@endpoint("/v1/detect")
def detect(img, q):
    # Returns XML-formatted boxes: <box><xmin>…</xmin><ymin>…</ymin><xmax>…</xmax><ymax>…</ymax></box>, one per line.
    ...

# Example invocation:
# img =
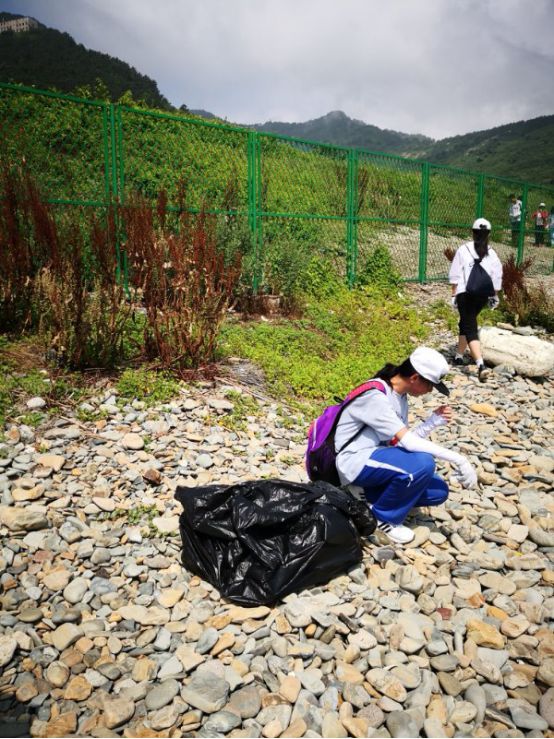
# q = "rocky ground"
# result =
<box><xmin>0</xmin><ymin>313</ymin><xmax>553</xmax><ymax>738</ymax></box>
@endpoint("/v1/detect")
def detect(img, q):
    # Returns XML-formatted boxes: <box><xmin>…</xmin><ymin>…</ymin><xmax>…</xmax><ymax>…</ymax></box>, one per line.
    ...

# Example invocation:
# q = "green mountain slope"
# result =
<box><xmin>252</xmin><ymin>110</ymin><xmax>432</xmax><ymax>154</ymax></box>
<box><xmin>420</xmin><ymin>116</ymin><xmax>554</xmax><ymax>185</ymax></box>
<box><xmin>0</xmin><ymin>12</ymin><xmax>171</xmax><ymax>108</ymax></box>
<box><xmin>253</xmin><ymin>110</ymin><xmax>554</xmax><ymax>185</ymax></box>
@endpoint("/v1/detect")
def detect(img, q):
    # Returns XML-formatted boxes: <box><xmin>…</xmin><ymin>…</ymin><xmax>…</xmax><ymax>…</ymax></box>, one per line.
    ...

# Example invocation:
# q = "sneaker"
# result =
<box><xmin>453</xmin><ymin>356</ymin><xmax>465</xmax><ymax>366</ymax></box>
<box><xmin>478</xmin><ymin>365</ymin><xmax>491</xmax><ymax>381</ymax></box>
<box><xmin>375</xmin><ymin>520</ymin><xmax>415</xmax><ymax>544</ymax></box>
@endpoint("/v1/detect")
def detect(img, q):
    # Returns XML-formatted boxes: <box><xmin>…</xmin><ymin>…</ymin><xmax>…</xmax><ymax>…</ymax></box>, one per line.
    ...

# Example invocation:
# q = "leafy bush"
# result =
<box><xmin>356</xmin><ymin>244</ymin><xmax>401</xmax><ymax>290</ymax></box>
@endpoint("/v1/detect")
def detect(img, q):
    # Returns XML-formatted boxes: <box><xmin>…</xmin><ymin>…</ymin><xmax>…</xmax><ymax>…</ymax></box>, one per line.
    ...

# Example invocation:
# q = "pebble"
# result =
<box><xmin>0</xmin><ymin>348</ymin><xmax>552</xmax><ymax>737</ymax></box>
<box><xmin>181</xmin><ymin>673</ymin><xmax>230</xmax><ymax>714</ymax></box>
<box><xmin>145</xmin><ymin>679</ymin><xmax>180</xmax><ymax>710</ymax></box>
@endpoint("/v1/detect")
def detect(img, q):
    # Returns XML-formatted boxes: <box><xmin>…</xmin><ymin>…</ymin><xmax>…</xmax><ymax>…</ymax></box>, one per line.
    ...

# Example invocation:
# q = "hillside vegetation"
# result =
<box><xmin>253</xmin><ymin>111</ymin><xmax>554</xmax><ymax>185</ymax></box>
<box><xmin>420</xmin><ymin>116</ymin><xmax>554</xmax><ymax>186</ymax></box>
<box><xmin>0</xmin><ymin>12</ymin><xmax>171</xmax><ymax>109</ymax></box>
<box><xmin>1</xmin><ymin>11</ymin><xmax>553</xmax><ymax>183</ymax></box>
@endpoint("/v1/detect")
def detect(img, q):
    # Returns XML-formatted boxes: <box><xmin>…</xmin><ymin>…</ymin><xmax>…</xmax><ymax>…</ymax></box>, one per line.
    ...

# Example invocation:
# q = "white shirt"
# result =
<box><xmin>449</xmin><ymin>242</ymin><xmax>503</xmax><ymax>295</ymax></box>
<box><xmin>509</xmin><ymin>200</ymin><xmax>522</xmax><ymax>221</ymax></box>
<box><xmin>335</xmin><ymin>380</ymin><xmax>408</xmax><ymax>484</ymax></box>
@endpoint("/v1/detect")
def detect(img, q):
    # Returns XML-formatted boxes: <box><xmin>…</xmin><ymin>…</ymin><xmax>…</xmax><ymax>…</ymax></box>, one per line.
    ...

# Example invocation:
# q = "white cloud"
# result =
<box><xmin>3</xmin><ymin>0</ymin><xmax>554</xmax><ymax>137</ymax></box>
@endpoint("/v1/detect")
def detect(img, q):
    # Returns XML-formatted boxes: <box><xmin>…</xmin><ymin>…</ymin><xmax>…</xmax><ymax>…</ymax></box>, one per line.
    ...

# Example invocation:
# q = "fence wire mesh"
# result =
<box><xmin>1</xmin><ymin>82</ymin><xmax>553</xmax><ymax>291</ymax></box>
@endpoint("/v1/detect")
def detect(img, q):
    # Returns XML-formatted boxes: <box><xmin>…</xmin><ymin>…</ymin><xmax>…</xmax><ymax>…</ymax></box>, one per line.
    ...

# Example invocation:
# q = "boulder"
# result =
<box><xmin>480</xmin><ymin>326</ymin><xmax>554</xmax><ymax>377</ymax></box>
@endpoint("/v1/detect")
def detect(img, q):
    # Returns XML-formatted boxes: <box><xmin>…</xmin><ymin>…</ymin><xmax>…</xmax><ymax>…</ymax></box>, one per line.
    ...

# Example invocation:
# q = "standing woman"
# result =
<box><xmin>335</xmin><ymin>347</ymin><xmax>477</xmax><ymax>544</ymax></box>
<box><xmin>449</xmin><ymin>218</ymin><xmax>503</xmax><ymax>381</ymax></box>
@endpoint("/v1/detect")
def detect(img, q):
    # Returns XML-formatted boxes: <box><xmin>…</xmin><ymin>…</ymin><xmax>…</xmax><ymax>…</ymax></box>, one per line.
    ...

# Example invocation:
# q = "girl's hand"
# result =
<box><xmin>435</xmin><ymin>405</ymin><xmax>453</xmax><ymax>423</ymax></box>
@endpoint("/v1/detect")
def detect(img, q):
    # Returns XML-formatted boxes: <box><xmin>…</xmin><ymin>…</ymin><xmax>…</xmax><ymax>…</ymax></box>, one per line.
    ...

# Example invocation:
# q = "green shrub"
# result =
<box><xmin>356</xmin><ymin>244</ymin><xmax>401</xmax><ymax>290</ymax></box>
<box><xmin>116</xmin><ymin>367</ymin><xmax>181</xmax><ymax>406</ymax></box>
<box><xmin>220</xmin><ymin>285</ymin><xmax>427</xmax><ymax>413</ymax></box>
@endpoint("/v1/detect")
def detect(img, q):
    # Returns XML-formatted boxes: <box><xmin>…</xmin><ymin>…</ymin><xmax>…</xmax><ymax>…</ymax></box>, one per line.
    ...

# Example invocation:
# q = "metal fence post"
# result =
<box><xmin>107</xmin><ymin>103</ymin><xmax>122</xmax><ymax>285</ymax></box>
<box><xmin>346</xmin><ymin>150</ymin><xmax>358</xmax><ymax>287</ymax></box>
<box><xmin>476</xmin><ymin>173</ymin><xmax>485</xmax><ymax>219</ymax></box>
<box><xmin>418</xmin><ymin>162</ymin><xmax>429</xmax><ymax>283</ymax></box>
<box><xmin>247</xmin><ymin>131</ymin><xmax>261</xmax><ymax>292</ymax></box>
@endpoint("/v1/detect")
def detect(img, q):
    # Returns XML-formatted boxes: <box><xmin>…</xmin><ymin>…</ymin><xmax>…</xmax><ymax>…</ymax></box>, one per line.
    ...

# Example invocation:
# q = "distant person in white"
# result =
<box><xmin>508</xmin><ymin>193</ymin><xmax>522</xmax><ymax>247</ymax></box>
<box><xmin>335</xmin><ymin>347</ymin><xmax>477</xmax><ymax>545</ymax></box>
<box><xmin>449</xmin><ymin>218</ymin><xmax>503</xmax><ymax>380</ymax></box>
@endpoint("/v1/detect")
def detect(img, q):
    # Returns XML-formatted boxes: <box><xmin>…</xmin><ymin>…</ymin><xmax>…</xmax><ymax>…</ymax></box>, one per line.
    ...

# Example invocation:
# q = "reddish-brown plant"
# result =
<box><xmin>501</xmin><ymin>253</ymin><xmax>533</xmax><ymax>303</ymax></box>
<box><xmin>443</xmin><ymin>246</ymin><xmax>456</xmax><ymax>263</ymax></box>
<box><xmin>34</xmin><ymin>205</ymin><xmax>132</xmax><ymax>369</ymax></box>
<box><xmin>124</xmin><ymin>189</ymin><xmax>242</xmax><ymax>370</ymax></box>
<box><xmin>0</xmin><ymin>162</ymin><xmax>36</xmax><ymax>330</ymax></box>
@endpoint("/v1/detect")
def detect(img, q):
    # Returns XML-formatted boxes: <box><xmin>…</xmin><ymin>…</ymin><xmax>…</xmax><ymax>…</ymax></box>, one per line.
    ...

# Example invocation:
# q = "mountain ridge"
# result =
<box><xmin>249</xmin><ymin>110</ymin><xmax>554</xmax><ymax>184</ymax></box>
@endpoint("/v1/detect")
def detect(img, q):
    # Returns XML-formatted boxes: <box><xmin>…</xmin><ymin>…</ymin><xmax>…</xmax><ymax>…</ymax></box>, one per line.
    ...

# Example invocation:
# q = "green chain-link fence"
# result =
<box><xmin>2</xmin><ymin>81</ymin><xmax>554</xmax><ymax>288</ymax></box>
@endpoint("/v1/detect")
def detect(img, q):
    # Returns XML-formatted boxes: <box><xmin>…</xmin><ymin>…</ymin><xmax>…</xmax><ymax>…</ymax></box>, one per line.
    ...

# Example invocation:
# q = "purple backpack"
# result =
<box><xmin>306</xmin><ymin>380</ymin><xmax>386</xmax><ymax>487</ymax></box>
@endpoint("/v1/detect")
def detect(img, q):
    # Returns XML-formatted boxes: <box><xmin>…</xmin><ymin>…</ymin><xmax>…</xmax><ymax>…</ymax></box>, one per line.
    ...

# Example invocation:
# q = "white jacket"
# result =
<box><xmin>449</xmin><ymin>242</ymin><xmax>503</xmax><ymax>295</ymax></box>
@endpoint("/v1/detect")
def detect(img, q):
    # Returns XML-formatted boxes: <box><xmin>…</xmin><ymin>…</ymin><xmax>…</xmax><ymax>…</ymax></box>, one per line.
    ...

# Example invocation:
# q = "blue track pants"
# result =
<box><xmin>353</xmin><ymin>447</ymin><xmax>448</xmax><ymax>526</ymax></box>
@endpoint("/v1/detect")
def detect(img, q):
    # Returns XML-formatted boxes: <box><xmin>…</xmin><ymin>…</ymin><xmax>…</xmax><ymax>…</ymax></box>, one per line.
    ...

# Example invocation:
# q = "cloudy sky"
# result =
<box><xmin>2</xmin><ymin>0</ymin><xmax>554</xmax><ymax>139</ymax></box>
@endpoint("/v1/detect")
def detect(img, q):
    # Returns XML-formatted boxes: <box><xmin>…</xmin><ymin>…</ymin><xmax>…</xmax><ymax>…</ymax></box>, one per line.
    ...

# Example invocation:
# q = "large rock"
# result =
<box><xmin>480</xmin><ymin>326</ymin><xmax>554</xmax><ymax>377</ymax></box>
<box><xmin>0</xmin><ymin>506</ymin><xmax>49</xmax><ymax>531</ymax></box>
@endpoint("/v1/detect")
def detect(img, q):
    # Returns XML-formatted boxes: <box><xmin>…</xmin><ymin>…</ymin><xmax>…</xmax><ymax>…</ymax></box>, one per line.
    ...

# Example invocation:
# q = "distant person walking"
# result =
<box><xmin>508</xmin><ymin>193</ymin><xmax>522</xmax><ymax>247</ymax></box>
<box><xmin>532</xmin><ymin>203</ymin><xmax>548</xmax><ymax>246</ymax></box>
<box><xmin>449</xmin><ymin>218</ymin><xmax>503</xmax><ymax>381</ymax></box>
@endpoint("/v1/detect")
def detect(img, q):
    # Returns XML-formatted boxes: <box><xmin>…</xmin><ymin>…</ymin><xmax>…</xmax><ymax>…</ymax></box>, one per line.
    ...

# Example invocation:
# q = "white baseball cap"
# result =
<box><xmin>472</xmin><ymin>217</ymin><xmax>491</xmax><ymax>231</ymax></box>
<box><xmin>410</xmin><ymin>347</ymin><xmax>450</xmax><ymax>396</ymax></box>
<box><xmin>540</xmin><ymin>202</ymin><xmax>546</xmax><ymax>207</ymax></box>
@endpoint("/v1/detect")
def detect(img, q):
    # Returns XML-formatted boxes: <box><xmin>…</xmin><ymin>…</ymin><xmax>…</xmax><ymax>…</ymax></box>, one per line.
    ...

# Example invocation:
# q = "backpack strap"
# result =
<box><xmin>336</xmin><ymin>380</ymin><xmax>387</xmax><ymax>454</ymax></box>
<box><xmin>466</xmin><ymin>243</ymin><xmax>483</xmax><ymax>264</ymax></box>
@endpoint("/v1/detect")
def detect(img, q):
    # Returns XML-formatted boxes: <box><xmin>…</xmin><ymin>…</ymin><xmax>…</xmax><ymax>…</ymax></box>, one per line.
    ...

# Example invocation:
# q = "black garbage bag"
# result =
<box><xmin>175</xmin><ymin>478</ymin><xmax>375</xmax><ymax>606</ymax></box>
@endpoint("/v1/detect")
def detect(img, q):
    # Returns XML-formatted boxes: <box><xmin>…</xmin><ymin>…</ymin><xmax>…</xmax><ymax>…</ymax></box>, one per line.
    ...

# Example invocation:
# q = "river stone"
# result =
<box><xmin>509</xmin><ymin>702</ymin><xmax>549</xmax><ymax>731</ymax></box>
<box><xmin>539</xmin><ymin>687</ymin><xmax>554</xmax><ymax>729</ymax></box>
<box><xmin>18</xmin><ymin>607</ymin><xmax>43</xmax><ymax>623</ymax></box>
<box><xmin>464</xmin><ymin>683</ymin><xmax>486</xmax><ymax>725</ymax></box>
<box><xmin>102</xmin><ymin>697</ymin><xmax>135</xmax><ymax>729</ymax></box>
<box><xmin>43</xmin><ymin>568</ymin><xmax>72</xmax><ymax>591</ymax></box>
<box><xmin>466</xmin><ymin>619</ymin><xmax>505</xmax><ymax>649</ymax></box>
<box><xmin>181</xmin><ymin>673</ymin><xmax>230</xmax><ymax>713</ymax></box>
<box><xmin>51</xmin><ymin>623</ymin><xmax>83</xmax><ymax>650</ymax></box>
<box><xmin>64</xmin><ymin>675</ymin><xmax>93</xmax><ymax>701</ymax></box>
<box><xmin>366</xmin><ymin>668</ymin><xmax>407</xmax><ymax>702</ymax></box>
<box><xmin>227</xmin><ymin>684</ymin><xmax>262</xmax><ymax>719</ymax></box>
<box><xmin>147</xmin><ymin>704</ymin><xmax>180</xmax><ymax>731</ymax></box>
<box><xmin>537</xmin><ymin>658</ymin><xmax>554</xmax><ymax>687</ymax></box>
<box><xmin>121</xmin><ymin>433</ymin><xmax>144</xmax><ymax>450</ymax></box>
<box><xmin>46</xmin><ymin>661</ymin><xmax>70</xmax><ymax>687</ymax></box>
<box><xmin>117</xmin><ymin>604</ymin><xmax>169</xmax><ymax>625</ymax></box>
<box><xmin>386</xmin><ymin>711</ymin><xmax>418</xmax><ymax>737</ymax></box>
<box><xmin>36</xmin><ymin>453</ymin><xmax>65</xmax><ymax>471</ymax></box>
<box><xmin>27</xmin><ymin>396</ymin><xmax>46</xmax><ymax>409</ymax></box>
<box><xmin>322</xmin><ymin>712</ymin><xmax>348</xmax><ymax>738</ymax></box>
<box><xmin>204</xmin><ymin>710</ymin><xmax>242</xmax><ymax>734</ymax></box>
<box><xmin>145</xmin><ymin>679</ymin><xmax>180</xmax><ymax>710</ymax></box>
<box><xmin>63</xmin><ymin>577</ymin><xmax>89</xmax><ymax>604</ymax></box>
<box><xmin>0</xmin><ymin>635</ymin><xmax>17</xmax><ymax>667</ymax></box>
<box><xmin>0</xmin><ymin>505</ymin><xmax>49</xmax><ymax>531</ymax></box>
